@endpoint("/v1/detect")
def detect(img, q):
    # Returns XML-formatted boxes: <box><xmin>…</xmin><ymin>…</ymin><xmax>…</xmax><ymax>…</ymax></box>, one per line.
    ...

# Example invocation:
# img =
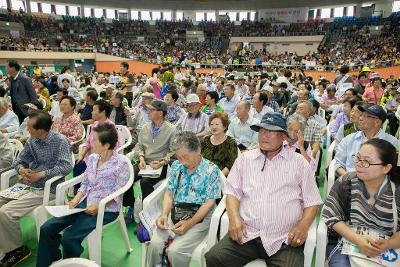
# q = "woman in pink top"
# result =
<box><xmin>52</xmin><ymin>96</ymin><xmax>84</xmax><ymax>153</ymax></box>
<box><xmin>363</xmin><ymin>74</ymin><xmax>384</xmax><ymax>104</ymax></box>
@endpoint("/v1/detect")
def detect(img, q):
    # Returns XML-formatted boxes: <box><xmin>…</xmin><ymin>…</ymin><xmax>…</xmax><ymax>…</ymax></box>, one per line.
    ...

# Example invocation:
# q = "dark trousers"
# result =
<box><xmin>205</xmin><ymin>234</ymin><xmax>304</xmax><ymax>267</ymax></box>
<box><xmin>122</xmin><ymin>164</ymin><xmax>168</xmax><ymax>208</ymax></box>
<box><xmin>36</xmin><ymin>199</ymin><xmax>118</xmax><ymax>267</ymax></box>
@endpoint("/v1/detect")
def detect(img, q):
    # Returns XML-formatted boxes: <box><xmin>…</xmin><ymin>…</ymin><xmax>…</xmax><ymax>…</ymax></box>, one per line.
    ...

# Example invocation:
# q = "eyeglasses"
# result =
<box><xmin>352</xmin><ymin>154</ymin><xmax>385</xmax><ymax>168</ymax></box>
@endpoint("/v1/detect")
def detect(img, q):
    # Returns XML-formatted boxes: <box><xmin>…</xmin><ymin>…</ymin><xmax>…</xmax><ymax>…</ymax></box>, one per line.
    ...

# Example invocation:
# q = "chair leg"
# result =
<box><xmin>32</xmin><ymin>206</ymin><xmax>48</xmax><ymax>240</ymax></box>
<box><xmin>118</xmin><ymin>214</ymin><xmax>133</xmax><ymax>253</ymax></box>
<box><xmin>141</xmin><ymin>242</ymin><xmax>149</xmax><ymax>267</ymax></box>
<box><xmin>87</xmin><ymin>230</ymin><xmax>102</xmax><ymax>265</ymax></box>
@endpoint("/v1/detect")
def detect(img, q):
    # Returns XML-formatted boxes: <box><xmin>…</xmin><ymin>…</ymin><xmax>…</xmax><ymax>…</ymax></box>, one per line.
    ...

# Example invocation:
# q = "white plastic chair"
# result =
<box><xmin>0</xmin><ymin>153</ymin><xmax>75</xmax><ymax>238</ymax></box>
<box><xmin>116</xmin><ymin>125</ymin><xmax>132</xmax><ymax>154</ymax></box>
<box><xmin>141</xmin><ymin>171</ymin><xmax>227</xmax><ymax>267</ymax></box>
<box><xmin>190</xmin><ymin>197</ymin><xmax>317</xmax><ymax>267</ymax></box>
<box><xmin>8</xmin><ymin>138</ymin><xmax>23</xmax><ymax>161</ymax></box>
<box><xmin>325</xmin><ymin>140</ymin><xmax>336</xmax><ymax>172</ymax></box>
<box><xmin>50</xmin><ymin>258</ymin><xmax>100</xmax><ymax>267</ymax></box>
<box><xmin>316</xmin><ymin>214</ymin><xmax>329</xmax><ymax>267</ymax></box>
<box><xmin>325</xmin><ymin>159</ymin><xmax>337</xmax><ymax>197</ymax></box>
<box><xmin>54</xmin><ymin>154</ymin><xmax>134</xmax><ymax>266</ymax></box>
<box><xmin>70</xmin><ymin>124</ymin><xmax>86</xmax><ymax>146</ymax></box>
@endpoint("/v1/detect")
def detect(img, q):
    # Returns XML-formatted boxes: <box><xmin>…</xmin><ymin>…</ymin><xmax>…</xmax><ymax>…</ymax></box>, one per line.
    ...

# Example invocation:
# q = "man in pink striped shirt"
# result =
<box><xmin>206</xmin><ymin>112</ymin><xmax>322</xmax><ymax>267</ymax></box>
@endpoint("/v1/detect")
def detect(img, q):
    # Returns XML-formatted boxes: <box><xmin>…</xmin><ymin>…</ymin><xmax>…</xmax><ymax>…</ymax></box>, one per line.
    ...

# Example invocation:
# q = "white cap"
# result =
<box><xmin>186</xmin><ymin>94</ymin><xmax>200</xmax><ymax>104</ymax></box>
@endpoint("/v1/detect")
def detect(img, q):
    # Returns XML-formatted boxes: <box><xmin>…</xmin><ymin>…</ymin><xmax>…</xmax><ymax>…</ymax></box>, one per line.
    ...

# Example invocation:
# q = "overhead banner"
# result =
<box><xmin>260</xmin><ymin>7</ymin><xmax>308</xmax><ymax>23</ymax></box>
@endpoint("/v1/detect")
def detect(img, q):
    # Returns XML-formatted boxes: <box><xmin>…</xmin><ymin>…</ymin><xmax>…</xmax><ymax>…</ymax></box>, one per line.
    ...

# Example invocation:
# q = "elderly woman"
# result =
<box><xmin>286</xmin><ymin>113</ymin><xmax>316</xmax><ymax>171</ymax></box>
<box><xmin>36</xmin><ymin>124</ymin><xmax>130</xmax><ymax>267</ymax></box>
<box><xmin>201</xmin><ymin>112</ymin><xmax>238</xmax><ymax>176</ymax></box>
<box><xmin>322</xmin><ymin>138</ymin><xmax>400</xmax><ymax>267</ymax></box>
<box><xmin>0</xmin><ymin>132</ymin><xmax>13</xmax><ymax>172</ymax></box>
<box><xmin>321</xmin><ymin>85</ymin><xmax>338</xmax><ymax>111</ymax></box>
<box><xmin>165</xmin><ymin>90</ymin><xmax>184</xmax><ymax>124</ymax></box>
<box><xmin>147</xmin><ymin>131</ymin><xmax>221</xmax><ymax>267</ymax></box>
<box><xmin>52</xmin><ymin>96</ymin><xmax>84</xmax><ymax>148</ymax></box>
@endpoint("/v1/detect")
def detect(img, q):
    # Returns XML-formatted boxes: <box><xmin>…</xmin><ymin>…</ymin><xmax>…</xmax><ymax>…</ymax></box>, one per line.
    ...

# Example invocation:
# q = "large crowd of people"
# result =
<box><xmin>0</xmin><ymin>56</ymin><xmax>399</xmax><ymax>267</ymax></box>
<box><xmin>0</xmin><ymin>10</ymin><xmax>399</xmax><ymax>70</ymax></box>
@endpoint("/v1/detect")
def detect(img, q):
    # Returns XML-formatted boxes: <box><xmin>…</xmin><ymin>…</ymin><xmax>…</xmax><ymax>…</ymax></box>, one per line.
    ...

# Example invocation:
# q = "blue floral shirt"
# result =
<box><xmin>166</xmin><ymin>157</ymin><xmax>221</xmax><ymax>205</ymax></box>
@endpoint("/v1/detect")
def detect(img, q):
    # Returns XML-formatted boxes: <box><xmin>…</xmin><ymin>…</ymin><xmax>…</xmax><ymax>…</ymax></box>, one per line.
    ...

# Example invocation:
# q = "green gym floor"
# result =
<box><xmin>17</xmin><ymin>150</ymin><xmax>328</xmax><ymax>267</ymax></box>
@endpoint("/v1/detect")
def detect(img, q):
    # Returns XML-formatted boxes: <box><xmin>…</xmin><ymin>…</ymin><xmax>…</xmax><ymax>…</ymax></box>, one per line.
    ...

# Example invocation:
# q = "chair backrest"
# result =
<box><xmin>50</xmin><ymin>258</ymin><xmax>100</xmax><ymax>267</ymax></box>
<box><xmin>70</xmin><ymin>124</ymin><xmax>86</xmax><ymax>145</ymax></box>
<box><xmin>116</xmin><ymin>125</ymin><xmax>132</xmax><ymax>154</ymax></box>
<box><xmin>8</xmin><ymin>139</ymin><xmax>23</xmax><ymax>160</ymax></box>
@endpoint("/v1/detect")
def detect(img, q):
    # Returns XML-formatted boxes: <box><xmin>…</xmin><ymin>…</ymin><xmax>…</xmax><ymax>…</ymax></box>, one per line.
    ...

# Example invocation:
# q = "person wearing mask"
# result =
<box><xmin>250</xmin><ymin>91</ymin><xmax>274</xmax><ymax>121</ymax></box>
<box><xmin>205</xmin><ymin>112</ymin><xmax>322</xmax><ymax>267</ymax></box>
<box><xmin>176</xmin><ymin>94</ymin><xmax>210</xmax><ymax>137</ymax></box>
<box><xmin>79</xmin><ymin>89</ymin><xmax>98</xmax><ymax>126</ymax></box>
<box><xmin>322</xmin><ymin>139</ymin><xmax>400</xmax><ymax>267</ymax></box>
<box><xmin>363</xmin><ymin>74</ymin><xmax>384</xmax><ymax>105</ymax></box>
<box><xmin>0</xmin><ymin>111</ymin><xmax>73</xmax><ymax>267</ymax></box>
<box><xmin>227</xmin><ymin>101</ymin><xmax>259</xmax><ymax>151</ymax></box>
<box><xmin>201</xmin><ymin>112</ymin><xmax>238</xmax><ymax>177</ymax></box>
<box><xmin>335</xmin><ymin>104</ymin><xmax>400</xmax><ymax>176</ymax></box>
<box><xmin>6</xmin><ymin>60</ymin><xmax>40</xmax><ymax>123</ymax></box>
<box><xmin>110</xmin><ymin>92</ymin><xmax>127</xmax><ymax>126</ymax></box>
<box><xmin>36</xmin><ymin>124</ymin><xmax>130</xmax><ymax>267</ymax></box>
<box><xmin>165</xmin><ymin>90</ymin><xmax>184</xmax><ymax>124</ymax></box>
<box><xmin>146</xmin><ymin>132</ymin><xmax>221</xmax><ymax>267</ymax></box>
<box><xmin>200</xmin><ymin>91</ymin><xmax>224</xmax><ymax>116</ymax></box>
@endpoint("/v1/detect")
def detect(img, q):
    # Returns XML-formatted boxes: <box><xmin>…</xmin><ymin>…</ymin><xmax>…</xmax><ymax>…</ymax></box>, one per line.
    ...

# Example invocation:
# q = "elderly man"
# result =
<box><xmin>0</xmin><ymin>97</ymin><xmax>19</xmax><ymax>137</ymax></box>
<box><xmin>220</xmin><ymin>84</ymin><xmax>240</xmax><ymax>118</ymax></box>
<box><xmin>0</xmin><ymin>110</ymin><xmax>73</xmax><ymax>266</ymax></box>
<box><xmin>335</xmin><ymin>104</ymin><xmax>400</xmax><ymax>176</ymax></box>
<box><xmin>295</xmin><ymin>100</ymin><xmax>322</xmax><ymax>158</ymax></box>
<box><xmin>6</xmin><ymin>60</ymin><xmax>40</xmax><ymax>123</ymax></box>
<box><xmin>146</xmin><ymin>131</ymin><xmax>221</xmax><ymax>267</ymax></box>
<box><xmin>228</xmin><ymin>101</ymin><xmax>259</xmax><ymax>151</ymax></box>
<box><xmin>250</xmin><ymin>91</ymin><xmax>274</xmax><ymax>121</ymax></box>
<box><xmin>287</xmin><ymin>89</ymin><xmax>310</xmax><ymax>116</ymax></box>
<box><xmin>176</xmin><ymin>94</ymin><xmax>209</xmax><ymax>137</ymax></box>
<box><xmin>123</xmin><ymin>100</ymin><xmax>176</xmax><ymax>215</ymax></box>
<box><xmin>205</xmin><ymin>112</ymin><xmax>322</xmax><ymax>267</ymax></box>
<box><xmin>263</xmin><ymin>86</ymin><xmax>280</xmax><ymax>112</ymax></box>
<box><xmin>235</xmin><ymin>77</ymin><xmax>249</xmax><ymax>97</ymax></box>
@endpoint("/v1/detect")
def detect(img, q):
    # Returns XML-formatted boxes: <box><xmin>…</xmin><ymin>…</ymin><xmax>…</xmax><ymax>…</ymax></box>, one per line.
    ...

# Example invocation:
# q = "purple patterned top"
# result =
<box><xmin>330</xmin><ymin>112</ymin><xmax>349</xmax><ymax>139</ymax></box>
<box><xmin>78</xmin><ymin>152</ymin><xmax>130</xmax><ymax>212</ymax></box>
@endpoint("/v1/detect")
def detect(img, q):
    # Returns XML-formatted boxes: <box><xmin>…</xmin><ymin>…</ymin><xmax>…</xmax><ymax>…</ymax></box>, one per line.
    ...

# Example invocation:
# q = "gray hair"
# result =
<box><xmin>0</xmin><ymin>97</ymin><xmax>7</xmax><ymax>108</ymax></box>
<box><xmin>287</xmin><ymin>113</ymin><xmax>307</xmax><ymax>130</ymax></box>
<box><xmin>297</xmin><ymin>100</ymin><xmax>313</xmax><ymax>112</ymax></box>
<box><xmin>173</xmin><ymin>131</ymin><xmax>201</xmax><ymax>153</ymax></box>
<box><xmin>238</xmin><ymin>100</ymin><xmax>251</xmax><ymax>110</ymax></box>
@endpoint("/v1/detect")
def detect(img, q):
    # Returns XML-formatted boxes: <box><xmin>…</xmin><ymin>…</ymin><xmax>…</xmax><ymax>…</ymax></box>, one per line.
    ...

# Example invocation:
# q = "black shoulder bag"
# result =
<box><xmin>171</xmin><ymin>170</ymin><xmax>202</xmax><ymax>225</ymax></box>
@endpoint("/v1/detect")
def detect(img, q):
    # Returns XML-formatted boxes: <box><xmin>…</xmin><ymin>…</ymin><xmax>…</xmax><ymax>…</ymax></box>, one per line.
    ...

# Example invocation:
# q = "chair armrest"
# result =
<box><xmin>1</xmin><ymin>169</ymin><xmax>18</xmax><ymax>190</ymax></box>
<box><xmin>43</xmin><ymin>175</ymin><xmax>64</xmax><ymax>206</ymax></box>
<box><xmin>327</xmin><ymin>159</ymin><xmax>336</xmax><ymax>195</ymax></box>
<box><xmin>316</xmin><ymin>219</ymin><xmax>328</xmax><ymax>267</ymax></box>
<box><xmin>55</xmin><ymin>174</ymin><xmax>85</xmax><ymax>205</ymax></box>
<box><xmin>142</xmin><ymin>179</ymin><xmax>168</xmax><ymax>210</ymax></box>
<box><xmin>326</xmin><ymin>140</ymin><xmax>336</xmax><ymax>170</ymax></box>
<box><xmin>206</xmin><ymin>196</ymin><xmax>226</xmax><ymax>251</ymax></box>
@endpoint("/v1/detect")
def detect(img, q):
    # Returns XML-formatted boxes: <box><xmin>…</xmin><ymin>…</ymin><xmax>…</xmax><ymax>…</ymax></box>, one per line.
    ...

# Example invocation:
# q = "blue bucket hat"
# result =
<box><xmin>250</xmin><ymin>112</ymin><xmax>289</xmax><ymax>137</ymax></box>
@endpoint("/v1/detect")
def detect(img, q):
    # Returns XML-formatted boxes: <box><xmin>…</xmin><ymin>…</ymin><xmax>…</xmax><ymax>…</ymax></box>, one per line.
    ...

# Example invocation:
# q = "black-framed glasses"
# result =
<box><xmin>352</xmin><ymin>154</ymin><xmax>385</xmax><ymax>168</ymax></box>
